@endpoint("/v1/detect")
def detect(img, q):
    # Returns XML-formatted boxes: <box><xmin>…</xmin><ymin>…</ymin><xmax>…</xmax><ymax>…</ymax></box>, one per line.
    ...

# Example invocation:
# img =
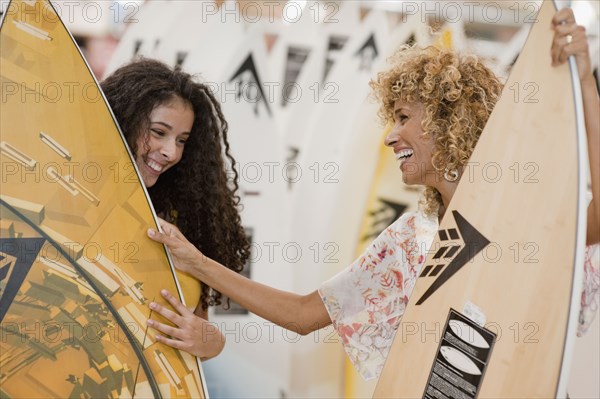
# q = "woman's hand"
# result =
<box><xmin>551</xmin><ymin>8</ymin><xmax>600</xmax><ymax>245</ymax></box>
<box><xmin>147</xmin><ymin>289</ymin><xmax>225</xmax><ymax>360</ymax></box>
<box><xmin>551</xmin><ymin>8</ymin><xmax>593</xmax><ymax>83</ymax></box>
<box><xmin>148</xmin><ymin>217</ymin><xmax>205</xmax><ymax>277</ymax></box>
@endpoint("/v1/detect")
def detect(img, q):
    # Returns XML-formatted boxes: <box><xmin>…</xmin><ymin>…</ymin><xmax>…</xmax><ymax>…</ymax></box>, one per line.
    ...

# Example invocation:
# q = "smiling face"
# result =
<box><xmin>135</xmin><ymin>96</ymin><xmax>194</xmax><ymax>187</ymax></box>
<box><xmin>385</xmin><ymin>99</ymin><xmax>439</xmax><ymax>187</ymax></box>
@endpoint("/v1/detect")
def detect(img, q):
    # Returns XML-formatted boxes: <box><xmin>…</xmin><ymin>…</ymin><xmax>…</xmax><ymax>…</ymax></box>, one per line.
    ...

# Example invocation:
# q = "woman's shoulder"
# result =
<box><xmin>387</xmin><ymin>206</ymin><xmax>437</xmax><ymax>234</ymax></box>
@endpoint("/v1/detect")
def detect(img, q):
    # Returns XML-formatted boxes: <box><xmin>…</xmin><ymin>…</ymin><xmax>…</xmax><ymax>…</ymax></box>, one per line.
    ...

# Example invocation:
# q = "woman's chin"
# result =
<box><xmin>401</xmin><ymin>174</ymin><xmax>418</xmax><ymax>186</ymax></box>
<box><xmin>142</xmin><ymin>174</ymin><xmax>158</xmax><ymax>188</ymax></box>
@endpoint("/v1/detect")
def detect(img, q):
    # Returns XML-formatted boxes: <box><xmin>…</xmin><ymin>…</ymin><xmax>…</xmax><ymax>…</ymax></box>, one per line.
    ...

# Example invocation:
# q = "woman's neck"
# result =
<box><xmin>436</xmin><ymin>180</ymin><xmax>459</xmax><ymax>222</ymax></box>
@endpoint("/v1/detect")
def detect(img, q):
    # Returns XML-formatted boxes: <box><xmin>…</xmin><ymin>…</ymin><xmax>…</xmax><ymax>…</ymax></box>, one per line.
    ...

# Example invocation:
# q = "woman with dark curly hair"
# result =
<box><xmin>147</xmin><ymin>8</ymin><xmax>599</xmax><ymax>379</ymax></box>
<box><xmin>101</xmin><ymin>58</ymin><xmax>250</xmax><ymax>360</ymax></box>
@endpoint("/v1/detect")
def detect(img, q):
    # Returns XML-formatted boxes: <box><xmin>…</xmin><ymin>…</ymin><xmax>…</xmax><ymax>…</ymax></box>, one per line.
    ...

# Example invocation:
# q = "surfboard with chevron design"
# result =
<box><xmin>373</xmin><ymin>0</ymin><xmax>589</xmax><ymax>397</ymax></box>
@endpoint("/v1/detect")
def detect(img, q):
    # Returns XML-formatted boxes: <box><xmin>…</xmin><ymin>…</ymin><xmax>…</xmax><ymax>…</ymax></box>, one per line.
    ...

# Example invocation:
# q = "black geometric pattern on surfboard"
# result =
<box><xmin>419</xmin><ymin>229</ymin><xmax>461</xmax><ymax>279</ymax></box>
<box><xmin>362</xmin><ymin>198</ymin><xmax>408</xmax><ymax>242</ymax></box>
<box><xmin>323</xmin><ymin>34</ymin><xmax>348</xmax><ymax>81</ymax></box>
<box><xmin>285</xmin><ymin>146</ymin><xmax>300</xmax><ymax>190</ymax></box>
<box><xmin>282</xmin><ymin>46</ymin><xmax>310</xmax><ymax>107</ymax></box>
<box><xmin>0</xmin><ymin>238</ymin><xmax>45</xmax><ymax>321</ymax></box>
<box><xmin>175</xmin><ymin>51</ymin><xmax>187</xmax><ymax>68</ymax></box>
<box><xmin>229</xmin><ymin>53</ymin><xmax>272</xmax><ymax>117</ymax></box>
<box><xmin>416</xmin><ymin>210</ymin><xmax>490</xmax><ymax>305</ymax></box>
<box><xmin>133</xmin><ymin>39</ymin><xmax>143</xmax><ymax>57</ymax></box>
<box><xmin>354</xmin><ymin>33</ymin><xmax>378</xmax><ymax>71</ymax></box>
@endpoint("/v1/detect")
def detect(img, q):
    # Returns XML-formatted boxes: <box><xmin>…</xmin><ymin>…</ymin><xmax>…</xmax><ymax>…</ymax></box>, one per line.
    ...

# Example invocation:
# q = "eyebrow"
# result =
<box><xmin>151</xmin><ymin>121</ymin><xmax>173</xmax><ymax>130</ymax></box>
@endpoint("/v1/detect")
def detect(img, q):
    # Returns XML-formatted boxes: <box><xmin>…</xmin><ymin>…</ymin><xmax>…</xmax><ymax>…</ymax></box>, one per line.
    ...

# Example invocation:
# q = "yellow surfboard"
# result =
<box><xmin>0</xmin><ymin>1</ymin><xmax>205</xmax><ymax>397</ymax></box>
<box><xmin>373</xmin><ymin>0</ymin><xmax>588</xmax><ymax>397</ymax></box>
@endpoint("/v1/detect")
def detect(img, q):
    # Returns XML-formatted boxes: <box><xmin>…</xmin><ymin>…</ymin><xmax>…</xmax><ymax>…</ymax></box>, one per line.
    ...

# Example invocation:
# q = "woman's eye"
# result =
<box><xmin>395</xmin><ymin>115</ymin><xmax>407</xmax><ymax>124</ymax></box>
<box><xmin>150</xmin><ymin>129</ymin><xmax>165</xmax><ymax>136</ymax></box>
<box><xmin>394</xmin><ymin>111</ymin><xmax>408</xmax><ymax>124</ymax></box>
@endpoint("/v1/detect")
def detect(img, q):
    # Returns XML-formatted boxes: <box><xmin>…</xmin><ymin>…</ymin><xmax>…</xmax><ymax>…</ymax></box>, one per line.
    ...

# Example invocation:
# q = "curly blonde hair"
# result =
<box><xmin>370</xmin><ymin>45</ymin><xmax>503</xmax><ymax>215</ymax></box>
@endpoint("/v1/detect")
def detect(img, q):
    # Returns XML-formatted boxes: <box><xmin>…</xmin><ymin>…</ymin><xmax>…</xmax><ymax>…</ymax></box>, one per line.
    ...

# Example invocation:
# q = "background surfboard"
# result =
<box><xmin>0</xmin><ymin>1</ymin><xmax>206</xmax><ymax>397</ymax></box>
<box><xmin>103</xmin><ymin>0</ymin><xmax>188</xmax><ymax>78</ymax></box>
<box><xmin>152</xmin><ymin>1</ymin><xmax>245</xmax><ymax>80</ymax></box>
<box><xmin>374</xmin><ymin>0</ymin><xmax>588</xmax><ymax>397</ymax></box>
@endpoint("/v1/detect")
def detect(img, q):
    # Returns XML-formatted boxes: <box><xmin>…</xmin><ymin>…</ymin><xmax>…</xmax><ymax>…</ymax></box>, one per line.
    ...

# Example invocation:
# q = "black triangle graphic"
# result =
<box><xmin>355</xmin><ymin>33</ymin><xmax>379</xmax><ymax>59</ymax></box>
<box><xmin>286</xmin><ymin>146</ymin><xmax>300</xmax><ymax>163</ymax></box>
<box><xmin>175</xmin><ymin>51</ymin><xmax>188</xmax><ymax>67</ymax></box>
<box><xmin>229</xmin><ymin>53</ymin><xmax>272</xmax><ymax>117</ymax></box>
<box><xmin>133</xmin><ymin>39</ymin><xmax>143</xmax><ymax>57</ymax></box>
<box><xmin>354</xmin><ymin>33</ymin><xmax>379</xmax><ymax>71</ymax></box>
<box><xmin>285</xmin><ymin>147</ymin><xmax>301</xmax><ymax>190</ymax></box>
<box><xmin>416</xmin><ymin>210</ymin><xmax>490</xmax><ymax>305</ymax></box>
<box><xmin>0</xmin><ymin>238</ymin><xmax>46</xmax><ymax>321</ymax></box>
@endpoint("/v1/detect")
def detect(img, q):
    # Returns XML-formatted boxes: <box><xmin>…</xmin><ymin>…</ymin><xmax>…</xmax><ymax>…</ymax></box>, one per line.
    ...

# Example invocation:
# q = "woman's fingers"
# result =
<box><xmin>147</xmin><ymin>227</ymin><xmax>179</xmax><ymax>247</ymax></box>
<box><xmin>550</xmin><ymin>9</ymin><xmax>591</xmax><ymax>81</ymax></box>
<box><xmin>156</xmin><ymin>218</ymin><xmax>185</xmax><ymax>239</ymax></box>
<box><xmin>147</xmin><ymin>318</ymin><xmax>181</xmax><ymax>340</ymax></box>
<box><xmin>550</xmin><ymin>16</ymin><xmax>577</xmax><ymax>65</ymax></box>
<box><xmin>146</xmin><ymin>295</ymin><xmax>223</xmax><ymax>358</ymax></box>
<box><xmin>149</xmin><ymin>299</ymin><xmax>183</xmax><ymax>326</ymax></box>
<box><xmin>160</xmin><ymin>289</ymin><xmax>193</xmax><ymax>315</ymax></box>
<box><xmin>551</xmin><ymin>7</ymin><xmax>575</xmax><ymax>27</ymax></box>
<box><xmin>154</xmin><ymin>333</ymin><xmax>187</xmax><ymax>351</ymax></box>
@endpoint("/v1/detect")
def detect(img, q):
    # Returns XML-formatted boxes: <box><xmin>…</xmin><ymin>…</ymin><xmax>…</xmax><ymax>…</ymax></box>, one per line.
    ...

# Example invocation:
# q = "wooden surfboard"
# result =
<box><xmin>0</xmin><ymin>1</ymin><xmax>207</xmax><ymax>397</ymax></box>
<box><xmin>373</xmin><ymin>0</ymin><xmax>588</xmax><ymax>398</ymax></box>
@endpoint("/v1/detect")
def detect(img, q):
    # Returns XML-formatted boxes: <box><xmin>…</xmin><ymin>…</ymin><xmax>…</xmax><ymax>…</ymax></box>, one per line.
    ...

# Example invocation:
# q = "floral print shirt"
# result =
<box><xmin>318</xmin><ymin>209</ymin><xmax>600</xmax><ymax>381</ymax></box>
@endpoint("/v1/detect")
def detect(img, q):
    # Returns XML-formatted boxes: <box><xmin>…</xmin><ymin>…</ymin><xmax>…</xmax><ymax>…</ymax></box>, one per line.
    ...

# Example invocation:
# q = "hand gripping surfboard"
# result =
<box><xmin>0</xmin><ymin>1</ymin><xmax>207</xmax><ymax>397</ymax></box>
<box><xmin>373</xmin><ymin>0</ymin><xmax>589</xmax><ymax>397</ymax></box>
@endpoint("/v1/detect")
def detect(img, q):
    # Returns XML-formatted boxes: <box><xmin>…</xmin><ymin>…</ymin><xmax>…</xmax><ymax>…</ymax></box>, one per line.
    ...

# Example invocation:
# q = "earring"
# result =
<box><xmin>444</xmin><ymin>168</ymin><xmax>459</xmax><ymax>182</ymax></box>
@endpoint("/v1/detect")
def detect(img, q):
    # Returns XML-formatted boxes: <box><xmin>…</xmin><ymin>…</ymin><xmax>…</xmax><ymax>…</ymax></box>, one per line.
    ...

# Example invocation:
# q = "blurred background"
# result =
<box><xmin>14</xmin><ymin>0</ymin><xmax>599</xmax><ymax>397</ymax></box>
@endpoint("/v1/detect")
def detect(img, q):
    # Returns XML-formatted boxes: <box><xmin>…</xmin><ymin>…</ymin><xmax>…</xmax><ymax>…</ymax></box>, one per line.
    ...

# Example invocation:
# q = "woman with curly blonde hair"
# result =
<box><xmin>147</xmin><ymin>8</ymin><xmax>599</xmax><ymax>382</ymax></box>
<box><xmin>371</xmin><ymin>44</ymin><xmax>503</xmax><ymax>217</ymax></box>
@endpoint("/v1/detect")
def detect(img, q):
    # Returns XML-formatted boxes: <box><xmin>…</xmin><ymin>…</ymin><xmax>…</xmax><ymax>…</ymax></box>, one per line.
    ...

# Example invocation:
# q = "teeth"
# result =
<box><xmin>395</xmin><ymin>149</ymin><xmax>414</xmax><ymax>160</ymax></box>
<box><xmin>147</xmin><ymin>159</ymin><xmax>163</xmax><ymax>172</ymax></box>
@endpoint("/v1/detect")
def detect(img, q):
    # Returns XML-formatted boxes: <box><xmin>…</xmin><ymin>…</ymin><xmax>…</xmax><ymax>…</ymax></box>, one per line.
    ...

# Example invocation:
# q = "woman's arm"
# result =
<box><xmin>148</xmin><ymin>220</ymin><xmax>332</xmax><ymax>335</ymax></box>
<box><xmin>551</xmin><ymin>8</ymin><xmax>600</xmax><ymax>245</ymax></box>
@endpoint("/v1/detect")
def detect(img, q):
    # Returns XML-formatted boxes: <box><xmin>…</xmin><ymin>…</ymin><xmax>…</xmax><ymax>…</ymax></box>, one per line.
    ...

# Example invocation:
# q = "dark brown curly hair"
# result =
<box><xmin>101</xmin><ymin>58</ymin><xmax>250</xmax><ymax>310</ymax></box>
<box><xmin>370</xmin><ymin>45</ymin><xmax>504</xmax><ymax>215</ymax></box>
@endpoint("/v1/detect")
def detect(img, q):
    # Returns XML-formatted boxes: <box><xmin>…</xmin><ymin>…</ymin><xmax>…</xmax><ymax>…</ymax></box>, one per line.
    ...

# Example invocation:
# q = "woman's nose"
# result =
<box><xmin>384</xmin><ymin>125</ymin><xmax>400</xmax><ymax>147</ymax></box>
<box><xmin>160</xmin><ymin>140</ymin><xmax>177</xmax><ymax>160</ymax></box>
